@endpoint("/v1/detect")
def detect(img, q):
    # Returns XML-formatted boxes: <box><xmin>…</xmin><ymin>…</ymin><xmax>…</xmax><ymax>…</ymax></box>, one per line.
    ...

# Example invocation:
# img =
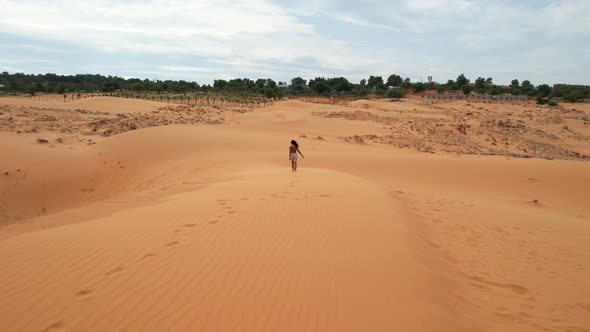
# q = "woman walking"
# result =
<box><xmin>289</xmin><ymin>140</ymin><xmax>304</xmax><ymax>171</ymax></box>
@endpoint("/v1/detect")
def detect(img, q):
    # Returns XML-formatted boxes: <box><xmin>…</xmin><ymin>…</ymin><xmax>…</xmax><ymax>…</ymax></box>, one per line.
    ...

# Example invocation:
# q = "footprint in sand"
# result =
<box><xmin>164</xmin><ymin>241</ymin><xmax>180</xmax><ymax>248</ymax></box>
<box><xmin>226</xmin><ymin>210</ymin><xmax>237</xmax><ymax>214</ymax></box>
<box><xmin>40</xmin><ymin>321</ymin><xmax>65</xmax><ymax>332</ymax></box>
<box><xmin>75</xmin><ymin>289</ymin><xmax>94</xmax><ymax>298</ymax></box>
<box><xmin>468</xmin><ymin>276</ymin><xmax>530</xmax><ymax>295</ymax></box>
<box><xmin>318</xmin><ymin>194</ymin><xmax>332</xmax><ymax>198</ymax></box>
<box><xmin>140</xmin><ymin>253</ymin><xmax>158</xmax><ymax>261</ymax></box>
<box><xmin>182</xmin><ymin>223</ymin><xmax>197</xmax><ymax>228</ymax></box>
<box><xmin>209</xmin><ymin>219</ymin><xmax>220</xmax><ymax>224</ymax></box>
<box><xmin>577</xmin><ymin>303</ymin><xmax>590</xmax><ymax>312</ymax></box>
<box><xmin>104</xmin><ymin>267</ymin><xmax>124</xmax><ymax>276</ymax></box>
<box><xmin>240</xmin><ymin>198</ymin><xmax>248</xmax><ymax>201</ymax></box>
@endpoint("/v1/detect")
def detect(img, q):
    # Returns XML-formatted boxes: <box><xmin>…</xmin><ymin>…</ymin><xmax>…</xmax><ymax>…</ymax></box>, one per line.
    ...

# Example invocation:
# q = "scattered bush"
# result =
<box><xmin>552</xmin><ymin>84</ymin><xmax>590</xmax><ymax>101</ymax></box>
<box><xmin>548</xmin><ymin>100</ymin><xmax>558</xmax><ymax>107</ymax></box>
<box><xmin>387</xmin><ymin>89</ymin><xmax>406</xmax><ymax>99</ymax></box>
<box><xmin>358</xmin><ymin>88</ymin><xmax>369</xmax><ymax>97</ymax></box>
<box><xmin>413</xmin><ymin>82</ymin><xmax>425</xmax><ymax>93</ymax></box>
<box><xmin>263</xmin><ymin>87</ymin><xmax>275</xmax><ymax>99</ymax></box>
<box><xmin>563</xmin><ymin>90</ymin><xmax>587</xmax><ymax>103</ymax></box>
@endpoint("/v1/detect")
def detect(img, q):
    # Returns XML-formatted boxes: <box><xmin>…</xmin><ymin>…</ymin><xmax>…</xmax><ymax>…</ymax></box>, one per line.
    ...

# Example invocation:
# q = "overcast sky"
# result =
<box><xmin>0</xmin><ymin>0</ymin><xmax>588</xmax><ymax>85</ymax></box>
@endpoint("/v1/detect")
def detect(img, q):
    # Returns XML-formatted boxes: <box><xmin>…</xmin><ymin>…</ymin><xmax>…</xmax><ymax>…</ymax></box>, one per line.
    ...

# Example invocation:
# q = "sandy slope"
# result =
<box><xmin>1</xmin><ymin>97</ymin><xmax>589</xmax><ymax>331</ymax></box>
<box><xmin>0</xmin><ymin>96</ymin><xmax>168</xmax><ymax>114</ymax></box>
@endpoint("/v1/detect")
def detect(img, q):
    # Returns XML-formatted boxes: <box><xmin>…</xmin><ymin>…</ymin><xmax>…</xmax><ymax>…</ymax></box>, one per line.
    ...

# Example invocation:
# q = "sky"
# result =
<box><xmin>0</xmin><ymin>0</ymin><xmax>589</xmax><ymax>86</ymax></box>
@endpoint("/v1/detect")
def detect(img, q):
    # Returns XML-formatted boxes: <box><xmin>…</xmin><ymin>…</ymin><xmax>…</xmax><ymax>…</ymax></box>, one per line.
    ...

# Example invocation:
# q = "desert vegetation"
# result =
<box><xmin>1</xmin><ymin>72</ymin><xmax>588</xmax><ymax>103</ymax></box>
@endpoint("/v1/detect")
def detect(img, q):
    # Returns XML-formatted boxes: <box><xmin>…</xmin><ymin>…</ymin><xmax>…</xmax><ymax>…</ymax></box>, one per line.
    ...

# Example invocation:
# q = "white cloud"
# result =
<box><xmin>159</xmin><ymin>66</ymin><xmax>212</xmax><ymax>73</ymax></box>
<box><xmin>0</xmin><ymin>0</ymin><xmax>588</xmax><ymax>84</ymax></box>
<box><xmin>0</xmin><ymin>57</ymin><xmax>59</xmax><ymax>65</ymax></box>
<box><xmin>0</xmin><ymin>64</ymin><xmax>22</xmax><ymax>72</ymax></box>
<box><xmin>543</xmin><ymin>0</ymin><xmax>590</xmax><ymax>38</ymax></box>
<box><xmin>403</xmin><ymin>0</ymin><xmax>471</xmax><ymax>12</ymax></box>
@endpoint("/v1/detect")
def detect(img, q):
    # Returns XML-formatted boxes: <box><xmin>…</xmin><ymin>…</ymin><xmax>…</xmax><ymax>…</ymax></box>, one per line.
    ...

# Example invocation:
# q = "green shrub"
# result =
<box><xmin>263</xmin><ymin>87</ymin><xmax>275</xmax><ymax>99</ymax></box>
<box><xmin>413</xmin><ymin>82</ymin><xmax>425</xmax><ymax>92</ymax></box>
<box><xmin>537</xmin><ymin>97</ymin><xmax>549</xmax><ymax>105</ymax></box>
<box><xmin>387</xmin><ymin>89</ymin><xmax>406</xmax><ymax>99</ymax></box>
<box><xmin>563</xmin><ymin>90</ymin><xmax>587</xmax><ymax>102</ymax></box>
<box><xmin>462</xmin><ymin>85</ymin><xmax>473</xmax><ymax>95</ymax></box>
<box><xmin>548</xmin><ymin>101</ymin><xmax>558</xmax><ymax>107</ymax></box>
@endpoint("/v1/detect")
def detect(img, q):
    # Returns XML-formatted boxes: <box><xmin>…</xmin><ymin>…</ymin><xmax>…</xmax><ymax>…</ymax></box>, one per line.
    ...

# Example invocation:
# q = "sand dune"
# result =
<box><xmin>1</xmin><ymin>96</ymin><xmax>589</xmax><ymax>331</ymax></box>
<box><xmin>0</xmin><ymin>96</ymin><xmax>169</xmax><ymax>114</ymax></box>
<box><xmin>0</xmin><ymin>167</ymin><xmax>468</xmax><ymax>331</ymax></box>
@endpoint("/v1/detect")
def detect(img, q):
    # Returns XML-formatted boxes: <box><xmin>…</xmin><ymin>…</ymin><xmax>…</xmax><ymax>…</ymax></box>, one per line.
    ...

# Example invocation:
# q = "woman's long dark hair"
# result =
<box><xmin>291</xmin><ymin>140</ymin><xmax>298</xmax><ymax>148</ymax></box>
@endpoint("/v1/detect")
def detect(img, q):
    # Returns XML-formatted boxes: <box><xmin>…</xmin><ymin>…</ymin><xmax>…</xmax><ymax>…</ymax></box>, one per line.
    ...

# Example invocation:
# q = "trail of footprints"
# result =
<box><xmin>214</xmin><ymin>198</ymin><xmax>238</xmax><ymax>222</ymax></box>
<box><xmin>59</xmin><ymin>182</ymin><xmax>587</xmax><ymax>332</ymax></box>
<box><xmin>69</xmin><ymin>179</ymin><xmax>336</xmax><ymax>325</ymax></box>
<box><xmin>71</xmin><ymin>195</ymin><xmax>243</xmax><ymax>303</ymax></box>
<box><xmin>402</xmin><ymin>192</ymin><xmax>590</xmax><ymax>332</ymax></box>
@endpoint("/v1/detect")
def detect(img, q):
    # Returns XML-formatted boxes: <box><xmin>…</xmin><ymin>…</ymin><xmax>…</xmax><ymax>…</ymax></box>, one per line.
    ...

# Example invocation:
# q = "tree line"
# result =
<box><xmin>1</xmin><ymin>71</ymin><xmax>588</xmax><ymax>102</ymax></box>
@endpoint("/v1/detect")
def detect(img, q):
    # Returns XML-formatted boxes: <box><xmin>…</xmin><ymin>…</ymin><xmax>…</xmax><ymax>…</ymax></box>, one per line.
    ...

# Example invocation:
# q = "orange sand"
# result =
<box><xmin>1</xmin><ymin>96</ymin><xmax>589</xmax><ymax>331</ymax></box>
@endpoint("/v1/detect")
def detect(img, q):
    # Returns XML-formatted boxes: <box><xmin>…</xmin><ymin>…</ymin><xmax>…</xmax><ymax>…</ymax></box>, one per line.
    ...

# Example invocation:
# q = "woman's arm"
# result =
<box><xmin>297</xmin><ymin>148</ymin><xmax>304</xmax><ymax>158</ymax></box>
